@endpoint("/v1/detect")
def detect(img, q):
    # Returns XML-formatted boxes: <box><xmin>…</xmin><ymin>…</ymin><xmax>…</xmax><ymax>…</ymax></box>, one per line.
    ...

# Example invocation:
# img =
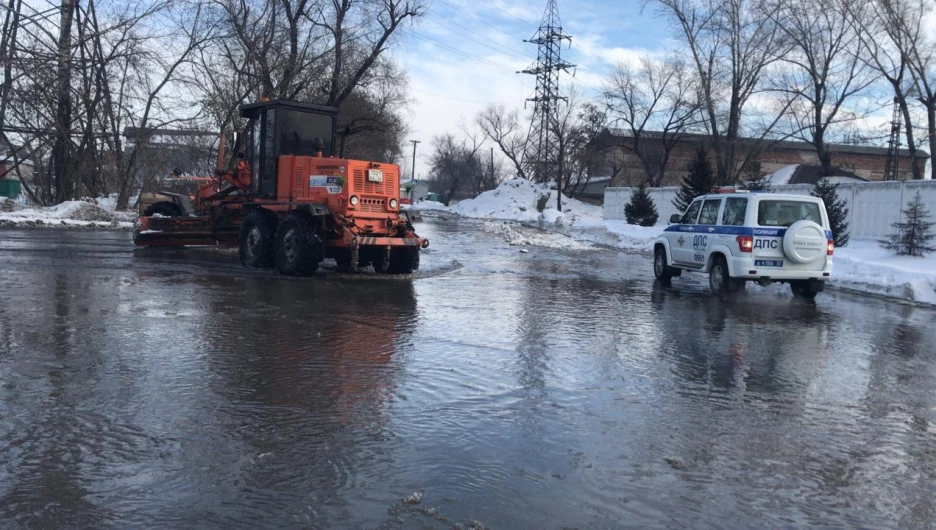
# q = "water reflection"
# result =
<box><xmin>174</xmin><ymin>276</ymin><xmax>418</xmax><ymax>526</ymax></box>
<box><xmin>2</xmin><ymin>224</ymin><xmax>936</xmax><ymax>528</ymax></box>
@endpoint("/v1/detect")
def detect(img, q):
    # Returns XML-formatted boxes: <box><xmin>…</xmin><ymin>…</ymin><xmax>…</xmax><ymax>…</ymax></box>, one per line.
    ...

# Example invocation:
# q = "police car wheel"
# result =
<box><xmin>709</xmin><ymin>257</ymin><xmax>728</xmax><ymax>295</ymax></box>
<box><xmin>654</xmin><ymin>247</ymin><xmax>674</xmax><ymax>281</ymax></box>
<box><xmin>790</xmin><ymin>280</ymin><xmax>819</xmax><ymax>299</ymax></box>
<box><xmin>709</xmin><ymin>256</ymin><xmax>741</xmax><ymax>295</ymax></box>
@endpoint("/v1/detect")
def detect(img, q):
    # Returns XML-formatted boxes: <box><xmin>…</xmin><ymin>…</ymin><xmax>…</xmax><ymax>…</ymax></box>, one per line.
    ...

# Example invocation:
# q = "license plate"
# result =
<box><xmin>754</xmin><ymin>259</ymin><xmax>783</xmax><ymax>267</ymax></box>
<box><xmin>367</xmin><ymin>169</ymin><xmax>384</xmax><ymax>183</ymax></box>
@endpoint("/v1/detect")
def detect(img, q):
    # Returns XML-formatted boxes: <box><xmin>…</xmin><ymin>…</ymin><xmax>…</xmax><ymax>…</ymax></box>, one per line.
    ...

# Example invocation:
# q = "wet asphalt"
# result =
<box><xmin>0</xmin><ymin>219</ymin><xmax>934</xmax><ymax>529</ymax></box>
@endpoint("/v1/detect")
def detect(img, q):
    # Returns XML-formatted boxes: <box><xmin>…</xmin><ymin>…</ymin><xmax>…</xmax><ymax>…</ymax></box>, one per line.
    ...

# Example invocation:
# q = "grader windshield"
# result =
<box><xmin>279</xmin><ymin>109</ymin><xmax>335</xmax><ymax>157</ymax></box>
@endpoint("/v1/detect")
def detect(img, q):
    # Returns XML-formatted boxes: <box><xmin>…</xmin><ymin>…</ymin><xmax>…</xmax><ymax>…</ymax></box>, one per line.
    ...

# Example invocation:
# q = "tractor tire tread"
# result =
<box><xmin>239</xmin><ymin>210</ymin><xmax>276</xmax><ymax>268</ymax></box>
<box><xmin>275</xmin><ymin>212</ymin><xmax>323</xmax><ymax>276</ymax></box>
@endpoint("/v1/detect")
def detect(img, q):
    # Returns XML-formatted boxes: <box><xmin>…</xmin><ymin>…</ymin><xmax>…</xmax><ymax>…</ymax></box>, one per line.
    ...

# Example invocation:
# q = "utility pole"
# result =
<box><xmin>409</xmin><ymin>140</ymin><xmax>420</xmax><ymax>182</ymax></box>
<box><xmin>519</xmin><ymin>0</ymin><xmax>574</xmax><ymax>212</ymax></box>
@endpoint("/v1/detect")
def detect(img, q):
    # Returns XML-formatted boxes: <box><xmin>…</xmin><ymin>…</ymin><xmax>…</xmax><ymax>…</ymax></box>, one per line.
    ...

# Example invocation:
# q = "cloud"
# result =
<box><xmin>394</xmin><ymin>0</ymin><xmax>674</xmax><ymax>177</ymax></box>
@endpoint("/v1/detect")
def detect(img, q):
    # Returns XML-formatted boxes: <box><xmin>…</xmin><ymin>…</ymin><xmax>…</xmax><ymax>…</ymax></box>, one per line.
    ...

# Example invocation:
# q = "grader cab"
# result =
<box><xmin>133</xmin><ymin>99</ymin><xmax>427</xmax><ymax>275</ymax></box>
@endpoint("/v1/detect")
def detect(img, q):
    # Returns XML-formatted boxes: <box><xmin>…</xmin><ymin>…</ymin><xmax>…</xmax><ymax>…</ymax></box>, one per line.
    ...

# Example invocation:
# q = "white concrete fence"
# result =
<box><xmin>604</xmin><ymin>180</ymin><xmax>936</xmax><ymax>240</ymax></box>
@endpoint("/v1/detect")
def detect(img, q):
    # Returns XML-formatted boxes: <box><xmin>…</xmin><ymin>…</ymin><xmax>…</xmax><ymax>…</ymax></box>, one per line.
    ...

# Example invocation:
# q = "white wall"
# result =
<box><xmin>604</xmin><ymin>180</ymin><xmax>936</xmax><ymax>239</ymax></box>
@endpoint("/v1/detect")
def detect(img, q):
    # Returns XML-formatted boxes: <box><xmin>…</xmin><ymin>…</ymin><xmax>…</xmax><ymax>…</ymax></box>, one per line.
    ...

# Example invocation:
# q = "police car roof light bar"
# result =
<box><xmin>710</xmin><ymin>187</ymin><xmax>751</xmax><ymax>194</ymax></box>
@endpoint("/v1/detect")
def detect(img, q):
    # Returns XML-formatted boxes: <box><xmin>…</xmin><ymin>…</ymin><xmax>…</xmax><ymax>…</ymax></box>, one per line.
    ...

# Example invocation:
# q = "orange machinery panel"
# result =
<box><xmin>276</xmin><ymin>155</ymin><xmax>402</xmax><ymax>221</ymax></box>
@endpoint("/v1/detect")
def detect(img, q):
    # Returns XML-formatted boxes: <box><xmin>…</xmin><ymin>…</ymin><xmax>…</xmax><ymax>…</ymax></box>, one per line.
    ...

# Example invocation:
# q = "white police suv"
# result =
<box><xmin>653</xmin><ymin>190</ymin><xmax>834</xmax><ymax>298</ymax></box>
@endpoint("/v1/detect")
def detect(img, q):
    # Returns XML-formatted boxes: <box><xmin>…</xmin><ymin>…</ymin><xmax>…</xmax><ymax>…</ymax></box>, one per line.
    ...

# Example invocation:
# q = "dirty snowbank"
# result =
<box><xmin>432</xmin><ymin>178</ymin><xmax>936</xmax><ymax>305</ymax></box>
<box><xmin>482</xmin><ymin>220</ymin><xmax>595</xmax><ymax>250</ymax></box>
<box><xmin>0</xmin><ymin>199</ymin><xmax>135</xmax><ymax>229</ymax></box>
<box><xmin>832</xmin><ymin>240</ymin><xmax>936</xmax><ymax>305</ymax></box>
<box><xmin>403</xmin><ymin>200</ymin><xmax>450</xmax><ymax>212</ymax></box>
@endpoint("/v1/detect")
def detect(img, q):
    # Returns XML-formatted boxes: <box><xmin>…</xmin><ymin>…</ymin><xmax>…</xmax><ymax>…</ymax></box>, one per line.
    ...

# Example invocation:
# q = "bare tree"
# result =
<box><xmin>602</xmin><ymin>55</ymin><xmax>700</xmax><ymax>186</ymax></box>
<box><xmin>114</xmin><ymin>2</ymin><xmax>218</xmax><ymax>208</ymax></box>
<box><xmin>455</xmin><ymin>120</ymin><xmax>503</xmax><ymax>195</ymax></box>
<box><xmin>771</xmin><ymin>0</ymin><xmax>877</xmax><ymax>174</ymax></box>
<box><xmin>651</xmin><ymin>0</ymin><xmax>791</xmax><ymax>185</ymax></box>
<box><xmin>848</xmin><ymin>0</ymin><xmax>923</xmax><ymax>179</ymax></box>
<box><xmin>887</xmin><ymin>0</ymin><xmax>936</xmax><ymax>180</ymax></box>
<box><xmin>197</xmin><ymin>0</ymin><xmax>424</xmax><ymax>163</ymax></box>
<box><xmin>476</xmin><ymin>104</ymin><xmax>529</xmax><ymax>180</ymax></box>
<box><xmin>427</xmin><ymin>132</ymin><xmax>485</xmax><ymax>205</ymax></box>
<box><xmin>51</xmin><ymin>0</ymin><xmax>76</xmax><ymax>203</ymax></box>
<box><xmin>0</xmin><ymin>0</ymin><xmax>22</xmax><ymax>160</ymax></box>
<box><xmin>561</xmin><ymin>101</ymin><xmax>607</xmax><ymax>197</ymax></box>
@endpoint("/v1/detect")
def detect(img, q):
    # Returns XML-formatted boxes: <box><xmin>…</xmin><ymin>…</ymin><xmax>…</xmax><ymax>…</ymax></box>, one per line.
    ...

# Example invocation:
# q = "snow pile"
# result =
<box><xmin>482</xmin><ymin>221</ymin><xmax>595</xmax><ymax>250</ymax></box>
<box><xmin>833</xmin><ymin>240</ymin><xmax>936</xmax><ymax>304</ymax></box>
<box><xmin>0</xmin><ymin>200</ymin><xmax>135</xmax><ymax>229</ymax></box>
<box><xmin>602</xmin><ymin>220</ymin><xmax>661</xmax><ymax>248</ymax></box>
<box><xmin>452</xmin><ymin>178</ymin><xmax>602</xmax><ymax>227</ymax></box>
<box><xmin>404</xmin><ymin>200</ymin><xmax>450</xmax><ymax>212</ymax></box>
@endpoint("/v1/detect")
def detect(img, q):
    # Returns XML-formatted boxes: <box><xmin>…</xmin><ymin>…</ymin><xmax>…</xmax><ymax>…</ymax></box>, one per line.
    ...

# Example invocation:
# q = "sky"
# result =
<box><xmin>394</xmin><ymin>0</ymin><xmax>674</xmax><ymax>180</ymax></box>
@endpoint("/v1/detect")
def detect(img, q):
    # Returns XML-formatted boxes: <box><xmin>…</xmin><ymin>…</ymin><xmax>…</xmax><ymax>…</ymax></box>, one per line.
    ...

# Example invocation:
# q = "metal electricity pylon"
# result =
<box><xmin>883</xmin><ymin>97</ymin><xmax>902</xmax><ymax>181</ymax></box>
<box><xmin>519</xmin><ymin>0</ymin><xmax>574</xmax><ymax>211</ymax></box>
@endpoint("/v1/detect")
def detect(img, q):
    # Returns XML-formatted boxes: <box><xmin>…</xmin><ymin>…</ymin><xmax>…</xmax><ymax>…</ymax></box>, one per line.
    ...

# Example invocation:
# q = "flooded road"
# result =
<box><xmin>0</xmin><ymin>221</ymin><xmax>934</xmax><ymax>529</ymax></box>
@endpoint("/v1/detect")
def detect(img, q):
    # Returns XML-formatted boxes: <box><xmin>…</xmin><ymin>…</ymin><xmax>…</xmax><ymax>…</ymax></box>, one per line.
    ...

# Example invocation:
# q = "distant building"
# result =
<box><xmin>589</xmin><ymin>129</ymin><xmax>930</xmax><ymax>187</ymax></box>
<box><xmin>122</xmin><ymin>127</ymin><xmax>218</xmax><ymax>183</ymax></box>
<box><xmin>567</xmin><ymin>176</ymin><xmax>612</xmax><ymax>205</ymax></box>
<box><xmin>400</xmin><ymin>178</ymin><xmax>430</xmax><ymax>201</ymax></box>
<box><xmin>765</xmin><ymin>164</ymin><xmax>868</xmax><ymax>186</ymax></box>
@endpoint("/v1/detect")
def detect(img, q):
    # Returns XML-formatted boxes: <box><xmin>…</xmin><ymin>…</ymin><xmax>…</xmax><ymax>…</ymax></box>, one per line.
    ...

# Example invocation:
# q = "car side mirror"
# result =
<box><xmin>669</xmin><ymin>214</ymin><xmax>682</xmax><ymax>224</ymax></box>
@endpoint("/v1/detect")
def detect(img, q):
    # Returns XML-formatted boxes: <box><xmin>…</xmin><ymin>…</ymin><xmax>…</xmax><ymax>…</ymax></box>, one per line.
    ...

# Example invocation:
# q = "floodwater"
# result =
<box><xmin>0</xmin><ymin>220</ymin><xmax>934</xmax><ymax>529</ymax></box>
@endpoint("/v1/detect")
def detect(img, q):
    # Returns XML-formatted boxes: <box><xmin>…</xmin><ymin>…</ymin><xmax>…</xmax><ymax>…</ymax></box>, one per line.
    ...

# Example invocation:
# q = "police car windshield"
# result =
<box><xmin>757</xmin><ymin>200</ymin><xmax>822</xmax><ymax>227</ymax></box>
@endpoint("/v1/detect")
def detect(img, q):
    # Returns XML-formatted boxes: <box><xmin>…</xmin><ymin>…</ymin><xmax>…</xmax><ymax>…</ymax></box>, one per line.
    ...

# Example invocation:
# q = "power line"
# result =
<box><xmin>565</xmin><ymin>0</ymin><xmax>668</xmax><ymax>48</ymax></box>
<box><xmin>480</xmin><ymin>0</ymin><xmax>533</xmax><ymax>25</ymax></box>
<box><xmin>410</xmin><ymin>87</ymin><xmax>518</xmax><ymax>104</ymax></box>
<box><xmin>407</xmin><ymin>32</ymin><xmax>517</xmax><ymax>71</ymax></box>
<box><xmin>434</xmin><ymin>0</ymin><xmax>526</xmax><ymax>44</ymax></box>
<box><xmin>427</xmin><ymin>1</ymin><xmax>603</xmax><ymax>79</ymax></box>
<box><xmin>426</xmin><ymin>15</ymin><xmax>528</xmax><ymax>60</ymax></box>
<box><xmin>424</xmin><ymin>17</ymin><xmax>527</xmax><ymax>61</ymax></box>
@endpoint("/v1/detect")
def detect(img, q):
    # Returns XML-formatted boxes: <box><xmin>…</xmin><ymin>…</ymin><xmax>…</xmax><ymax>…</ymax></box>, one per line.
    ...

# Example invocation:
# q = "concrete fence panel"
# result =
<box><xmin>604</xmin><ymin>180</ymin><xmax>936</xmax><ymax>240</ymax></box>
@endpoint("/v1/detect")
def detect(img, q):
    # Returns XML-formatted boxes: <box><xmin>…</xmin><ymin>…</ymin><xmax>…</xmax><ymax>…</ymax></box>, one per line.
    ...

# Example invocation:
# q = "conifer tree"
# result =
<box><xmin>740</xmin><ymin>161</ymin><xmax>772</xmax><ymax>192</ymax></box>
<box><xmin>881</xmin><ymin>191</ymin><xmax>935</xmax><ymax>256</ymax></box>
<box><xmin>625</xmin><ymin>185</ymin><xmax>659</xmax><ymax>226</ymax></box>
<box><xmin>673</xmin><ymin>148</ymin><xmax>714</xmax><ymax>212</ymax></box>
<box><xmin>810</xmin><ymin>177</ymin><xmax>850</xmax><ymax>247</ymax></box>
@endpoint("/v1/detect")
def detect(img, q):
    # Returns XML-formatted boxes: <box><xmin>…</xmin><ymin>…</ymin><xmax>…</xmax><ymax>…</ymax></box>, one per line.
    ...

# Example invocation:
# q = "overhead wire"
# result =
<box><xmin>565</xmin><ymin>0</ymin><xmax>669</xmax><ymax>48</ymax></box>
<box><xmin>478</xmin><ymin>0</ymin><xmax>535</xmax><ymax>26</ymax></box>
<box><xmin>410</xmin><ymin>87</ymin><xmax>517</xmax><ymax>104</ymax></box>
<box><xmin>407</xmin><ymin>32</ymin><xmax>518</xmax><ymax>72</ymax></box>
<box><xmin>406</xmin><ymin>0</ymin><xmax>617</xmax><ymax>103</ymax></box>
<box><xmin>424</xmin><ymin>17</ymin><xmax>527</xmax><ymax>62</ymax></box>
<box><xmin>434</xmin><ymin>0</ymin><xmax>526</xmax><ymax>45</ymax></box>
